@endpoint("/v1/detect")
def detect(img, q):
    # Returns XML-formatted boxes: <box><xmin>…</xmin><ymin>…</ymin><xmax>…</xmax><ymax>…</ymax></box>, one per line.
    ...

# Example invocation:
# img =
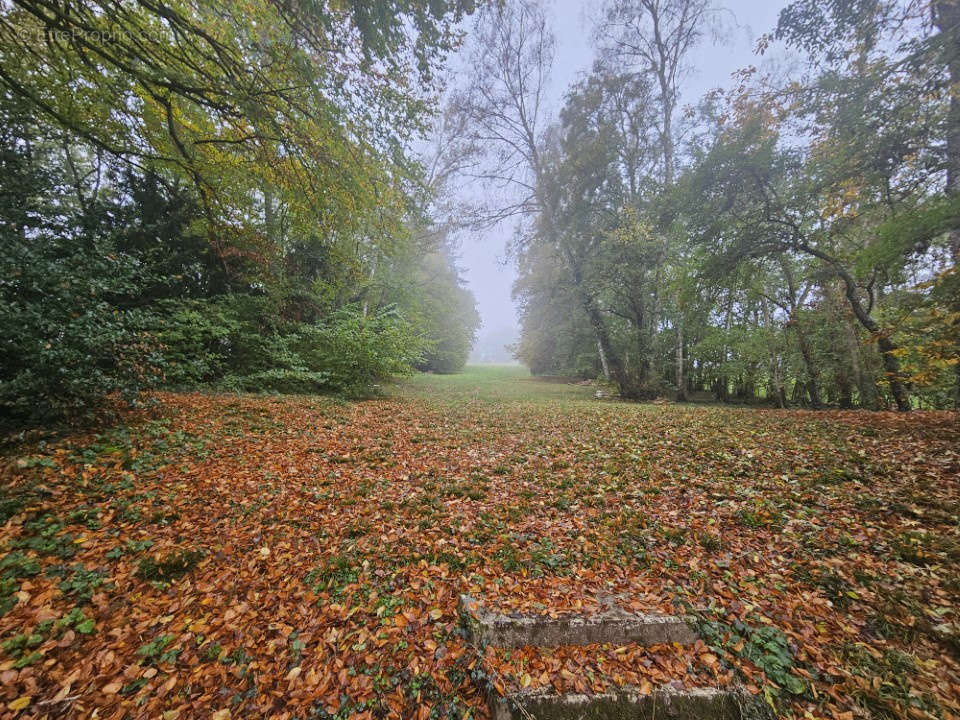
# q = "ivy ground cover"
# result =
<box><xmin>0</xmin><ymin>366</ymin><xmax>957</xmax><ymax>719</ymax></box>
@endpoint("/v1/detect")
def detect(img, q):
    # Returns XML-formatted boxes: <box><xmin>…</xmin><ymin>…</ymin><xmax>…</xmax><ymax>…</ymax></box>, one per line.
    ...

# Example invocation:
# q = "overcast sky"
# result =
<box><xmin>458</xmin><ymin>0</ymin><xmax>791</xmax><ymax>362</ymax></box>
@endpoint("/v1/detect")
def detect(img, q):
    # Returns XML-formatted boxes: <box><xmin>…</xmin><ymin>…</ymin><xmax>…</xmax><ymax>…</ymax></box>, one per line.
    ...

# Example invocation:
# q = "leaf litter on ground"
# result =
<box><xmin>0</xmin><ymin>366</ymin><xmax>957</xmax><ymax>719</ymax></box>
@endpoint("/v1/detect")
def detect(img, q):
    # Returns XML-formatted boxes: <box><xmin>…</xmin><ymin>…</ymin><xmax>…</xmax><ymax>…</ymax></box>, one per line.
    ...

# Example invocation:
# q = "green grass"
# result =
<box><xmin>399</xmin><ymin>364</ymin><xmax>594</xmax><ymax>405</ymax></box>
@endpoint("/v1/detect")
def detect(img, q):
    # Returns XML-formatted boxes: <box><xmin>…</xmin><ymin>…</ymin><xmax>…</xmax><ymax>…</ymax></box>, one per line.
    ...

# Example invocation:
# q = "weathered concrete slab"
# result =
<box><xmin>488</xmin><ymin>686</ymin><xmax>743</xmax><ymax>720</ymax></box>
<box><xmin>488</xmin><ymin>685</ymin><xmax>749</xmax><ymax>720</ymax></box>
<box><xmin>459</xmin><ymin>595</ymin><xmax>698</xmax><ymax>649</ymax></box>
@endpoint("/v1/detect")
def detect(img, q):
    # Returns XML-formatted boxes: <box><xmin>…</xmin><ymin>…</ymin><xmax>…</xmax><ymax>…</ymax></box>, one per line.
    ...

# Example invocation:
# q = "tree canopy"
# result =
<box><xmin>456</xmin><ymin>0</ymin><xmax>959</xmax><ymax>410</ymax></box>
<box><xmin>0</xmin><ymin>0</ymin><xmax>481</xmax><ymax>425</ymax></box>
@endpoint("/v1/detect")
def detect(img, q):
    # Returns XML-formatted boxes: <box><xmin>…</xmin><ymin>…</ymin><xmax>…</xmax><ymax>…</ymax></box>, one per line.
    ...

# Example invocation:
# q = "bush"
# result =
<box><xmin>149</xmin><ymin>299</ymin><xmax>241</xmax><ymax>386</ymax></box>
<box><xmin>0</xmin><ymin>235</ymin><xmax>161</xmax><ymax>426</ymax></box>
<box><xmin>219</xmin><ymin>369</ymin><xmax>331</xmax><ymax>394</ymax></box>
<box><xmin>294</xmin><ymin>305</ymin><xmax>425</xmax><ymax>396</ymax></box>
<box><xmin>154</xmin><ymin>299</ymin><xmax>423</xmax><ymax>397</ymax></box>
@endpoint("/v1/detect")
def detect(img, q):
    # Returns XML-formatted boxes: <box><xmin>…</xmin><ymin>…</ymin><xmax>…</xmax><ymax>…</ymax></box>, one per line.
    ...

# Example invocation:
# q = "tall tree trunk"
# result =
<box><xmin>716</xmin><ymin>299</ymin><xmax>733</xmax><ymax>403</ymax></box>
<box><xmin>793</xmin><ymin>323</ymin><xmax>823</xmax><ymax>409</ymax></box>
<box><xmin>762</xmin><ymin>303</ymin><xmax>787</xmax><ymax>408</ymax></box>
<box><xmin>842</xmin><ymin>317</ymin><xmax>877</xmax><ymax>409</ymax></box>
<box><xmin>791</xmin><ymin>379</ymin><xmax>806</xmax><ymax>405</ymax></box>
<box><xmin>845</xmin><ymin>295</ymin><xmax>911</xmax><ymax>411</ymax></box>
<box><xmin>837</xmin><ymin>371</ymin><xmax>854</xmax><ymax>409</ymax></box>
<box><xmin>774</xmin><ymin>375</ymin><xmax>788</xmax><ymax>408</ymax></box>
<box><xmin>875</xmin><ymin>335</ymin><xmax>912</xmax><ymax>411</ymax></box>
<box><xmin>597</xmin><ymin>340</ymin><xmax>611</xmax><ymax>380</ymax></box>
<box><xmin>675</xmin><ymin>324</ymin><xmax>686</xmax><ymax>401</ymax></box>
<box><xmin>837</xmin><ymin>288</ymin><xmax>912</xmax><ymax>411</ymax></box>
<box><xmin>582</xmin><ymin>290</ymin><xmax>639</xmax><ymax>398</ymax></box>
<box><xmin>563</xmin><ymin>244</ymin><xmax>639</xmax><ymax>398</ymax></box>
<box><xmin>660</xmin><ymin>91</ymin><xmax>675</xmax><ymax>187</ymax></box>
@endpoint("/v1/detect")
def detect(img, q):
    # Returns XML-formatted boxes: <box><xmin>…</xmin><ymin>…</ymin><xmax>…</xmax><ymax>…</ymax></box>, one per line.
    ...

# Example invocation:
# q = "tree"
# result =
<box><xmin>0</xmin><ymin>0</ymin><xmax>476</xmax><ymax>270</ymax></box>
<box><xmin>596</xmin><ymin>0</ymin><xmax>719</xmax><ymax>399</ymax></box>
<box><xmin>0</xmin><ymin>93</ymin><xmax>160</xmax><ymax>424</ymax></box>
<box><xmin>775</xmin><ymin>0</ymin><xmax>960</xmax><ymax>407</ymax></box>
<box><xmin>0</xmin><ymin>1</ymin><xmax>487</xmax><ymax>425</ymax></box>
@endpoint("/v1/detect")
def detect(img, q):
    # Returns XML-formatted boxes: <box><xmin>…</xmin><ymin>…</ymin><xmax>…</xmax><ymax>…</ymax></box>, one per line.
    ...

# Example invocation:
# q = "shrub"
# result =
<box><xmin>219</xmin><ymin>369</ymin><xmax>331</xmax><ymax>394</ymax></box>
<box><xmin>293</xmin><ymin>305</ymin><xmax>425</xmax><ymax>396</ymax></box>
<box><xmin>0</xmin><ymin>235</ymin><xmax>161</xmax><ymax>426</ymax></box>
<box><xmin>156</xmin><ymin>300</ymin><xmax>423</xmax><ymax>397</ymax></box>
<box><xmin>149</xmin><ymin>298</ymin><xmax>241</xmax><ymax>385</ymax></box>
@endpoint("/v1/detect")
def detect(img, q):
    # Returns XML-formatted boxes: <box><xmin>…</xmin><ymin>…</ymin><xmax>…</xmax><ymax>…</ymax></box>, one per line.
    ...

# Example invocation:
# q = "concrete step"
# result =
<box><xmin>488</xmin><ymin>685</ymin><xmax>752</xmax><ymax>720</ymax></box>
<box><xmin>459</xmin><ymin>594</ymin><xmax>698</xmax><ymax>649</ymax></box>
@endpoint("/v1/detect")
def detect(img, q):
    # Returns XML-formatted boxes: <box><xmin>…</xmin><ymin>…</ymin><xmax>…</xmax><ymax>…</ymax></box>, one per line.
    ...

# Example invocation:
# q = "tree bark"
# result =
<box><xmin>793</xmin><ymin>323</ymin><xmax>823</xmax><ymax>409</ymax></box>
<box><xmin>842</xmin><ymin>316</ymin><xmax>877</xmax><ymax>409</ymax></box>
<box><xmin>597</xmin><ymin>340</ymin><xmax>611</xmax><ymax>380</ymax></box>
<box><xmin>582</xmin><ymin>290</ymin><xmax>642</xmax><ymax>398</ymax></box>
<box><xmin>844</xmin><ymin>293</ymin><xmax>911</xmax><ymax>411</ymax></box>
<box><xmin>562</xmin><ymin>241</ymin><xmax>641</xmax><ymax>399</ymax></box>
<box><xmin>762</xmin><ymin>302</ymin><xmax>787</xmax><ymax>408</ymax></box>
<box><xmin>675</xmin><ymin>324</ymin><xmax>686</xmax><ymax>401</ymax></box>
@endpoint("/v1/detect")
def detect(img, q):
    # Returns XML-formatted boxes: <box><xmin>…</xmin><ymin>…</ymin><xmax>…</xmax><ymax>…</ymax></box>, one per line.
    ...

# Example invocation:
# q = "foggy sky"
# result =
<box><xmin>459</xmin><ymin>0</ymin><xmax>791</xmax><ymax>363</ymax></box>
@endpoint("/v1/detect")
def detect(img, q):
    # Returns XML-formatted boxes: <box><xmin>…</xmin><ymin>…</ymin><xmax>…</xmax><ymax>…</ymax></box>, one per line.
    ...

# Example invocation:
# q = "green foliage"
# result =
<box><xmin>406</xmin><ymin>249</ymin><xmax>481</xmax><ymax>374</ymax></box>
<box><xmin>9</xmin><ymin>516</ymin><xmax>77</xmax><ymax>559</ymax></box>
<box><xmin>0</xmin><ymin>0</ymin><xmax>473</xmax><ymax>245</ymax></box>
<box><xmin>306</xmin><ymin>553</ymin><xmax>362</xmax><ymax>599</ymax></box>
<box><xmin>0</xmin><ymin>224</ymin><xmax>161</xmax><ymax>426</ymax></box>
<box><xmin>0</xmin><ymin>490</ymin><xmax>31</xmax><ymax>524</ymax></box>
<box><xmin>220</xmin><ymin>369</ymin><xmax>332</xmax><ymax>395</ymax></box>
<box><xmin>0</xmin><ymin>100</ymin><xmax>161</xmax><ymax>425</ymax></box>
<box><xmin>698</xmin><ymin>616</ymin><xmax>809</xmax><ymax>706</ymax></box>
<box><xmin>0</xmin><ymin>0</ymin><xmax>481</xmax><ymax>428</ymax></box>
<box><xmin>52</xmin><ymin>564</ymin><xmax>112</xmax><ymax>602</ymax></box>
<box><xmin>0</xmin><ymin>551</ymin><xmax>41</xmax><ymax>615</ymax></box>
<box><xmin>57</xmin><ymin>607</ymin><xmax>96</xmax><ymax>634</ymax></box>
<box><xmin>0</xmin><ymin>605</ymin><xmax>94</xmax><ymax>669</ymax></box>
<box><xmin>136</xmin><ymin>634</ymin><xmax>180</xmax><ymax>665</ymax></box>
<box><xmin>697</xmin><ymin>531</ymin><xmax>723</xmax><ymax>552</ymax></box>
<box><xmin>165</xmin><ymin>301</ymin><xmax>427</xmax><ymax>397</ymax></box>
<box><xmin>290</xmin><ymin>306</ymin><xmax>426</xmax><ymax>396</ymax></box>
<box><xmin>2</xmin><ymin>631</ymin><xmax>44</xmax><ymax>669</ymax></box>
<box><xmin>507</xmin><ymin>0</ymin><xmax>958</xmax><ymax>410</ymax></box>
<box><xmin>150</xmin><ymin>298</ymin><xmax>243</xmax><ymax>386</ymax></box>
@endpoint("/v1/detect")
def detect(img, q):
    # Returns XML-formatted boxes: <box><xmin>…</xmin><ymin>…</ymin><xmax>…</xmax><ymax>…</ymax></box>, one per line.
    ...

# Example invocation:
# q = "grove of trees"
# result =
<box><xmin>3</xmin><ymin>0</ymin><xmax>958</xmax><ymax>424</ymax></box>
<box><xmin>0</xmin><ymin>0</ymin><xmax>481</xmax><ymax>426</ymax></box>
<box><xmin>457</xmin><ymin>0</ymin><xmax>959</xmax><ymax>410</ymax></box>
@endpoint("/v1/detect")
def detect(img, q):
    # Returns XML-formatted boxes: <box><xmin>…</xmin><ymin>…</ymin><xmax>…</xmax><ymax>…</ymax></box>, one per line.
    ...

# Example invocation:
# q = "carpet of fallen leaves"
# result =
<box><xmin>0</xmin><ymin>366</ymin><xmax>958</xmax><ymax>720</ymax></box>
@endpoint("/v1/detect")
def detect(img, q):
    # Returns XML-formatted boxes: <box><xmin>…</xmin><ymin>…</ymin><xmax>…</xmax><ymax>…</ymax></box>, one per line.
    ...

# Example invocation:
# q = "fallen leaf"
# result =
<box><xmin>7</xmin><ymin>696</ymin><xmax>31</xmax><ymax>711</ymax></box>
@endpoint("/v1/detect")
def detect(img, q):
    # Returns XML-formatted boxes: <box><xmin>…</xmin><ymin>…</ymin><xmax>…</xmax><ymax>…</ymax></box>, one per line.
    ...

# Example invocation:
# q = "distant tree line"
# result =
<box><xmin>455</xmin><ymin>0</ymin><xmax>959</xmax><ymax>410</ymax></box>
<box><xmin>0</xmin><ymin>0</ymin><xmax>481</xmax><ymax>427</ymax></box>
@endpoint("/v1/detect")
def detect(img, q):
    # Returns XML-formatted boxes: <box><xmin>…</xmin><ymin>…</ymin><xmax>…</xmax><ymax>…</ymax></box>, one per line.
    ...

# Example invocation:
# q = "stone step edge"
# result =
<box><xmin>459</xmin><ymin>594</ymin><xmax>698</xmax><ymax>649</ymax></box>
<box><xmin>488</xmin><ymin>684</ymin><xmax>761</xmax><ymax>720</ymax></box>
